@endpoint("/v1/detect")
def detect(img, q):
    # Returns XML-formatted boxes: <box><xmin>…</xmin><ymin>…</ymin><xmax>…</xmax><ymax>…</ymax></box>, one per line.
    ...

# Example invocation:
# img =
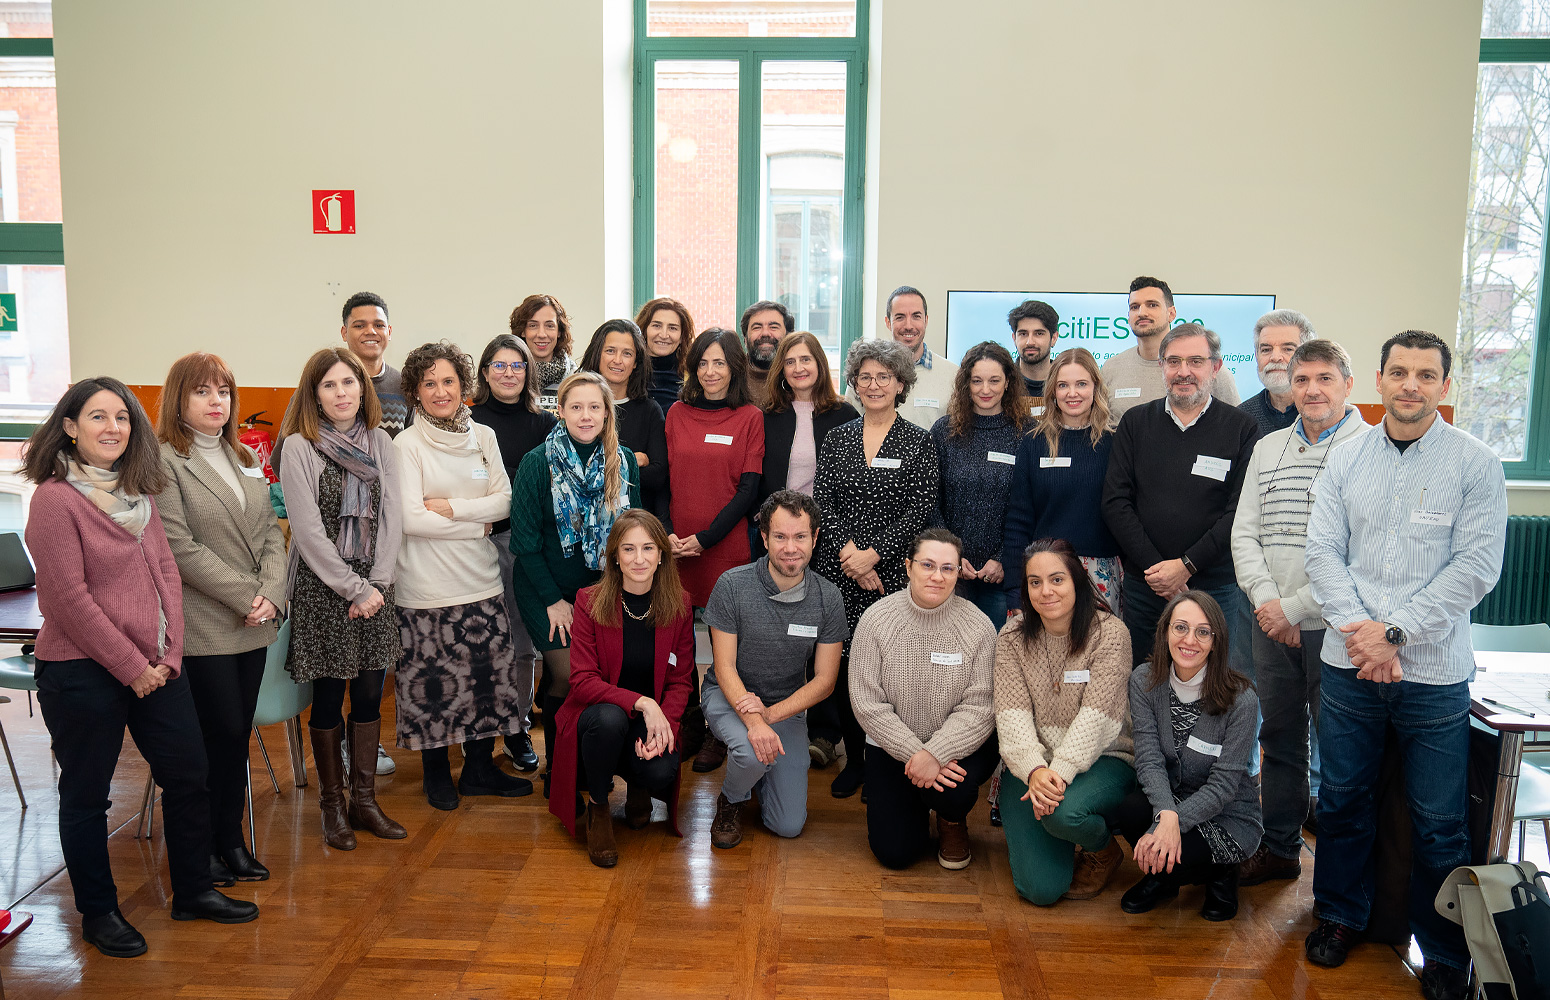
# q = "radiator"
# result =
<box><xmin>1473</xmin><ymin>515</ymin><xmax>1550</xmax><ymax>626</ymax></box>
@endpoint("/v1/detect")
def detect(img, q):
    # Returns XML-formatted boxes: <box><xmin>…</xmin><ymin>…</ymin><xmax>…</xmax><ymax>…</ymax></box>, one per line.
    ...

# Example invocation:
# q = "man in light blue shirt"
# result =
<box><xmin>1302</xmin><ymin>330</ymin><xmax>1507</xmax><ymax>1000</ymax></box>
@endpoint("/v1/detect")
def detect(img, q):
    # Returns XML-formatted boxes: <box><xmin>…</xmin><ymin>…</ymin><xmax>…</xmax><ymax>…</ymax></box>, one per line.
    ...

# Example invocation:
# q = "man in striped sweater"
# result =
<box><xmin>1230</xmin><ymin>339</ymin><xmax>1370</xmax><ymax>887</ymax></box>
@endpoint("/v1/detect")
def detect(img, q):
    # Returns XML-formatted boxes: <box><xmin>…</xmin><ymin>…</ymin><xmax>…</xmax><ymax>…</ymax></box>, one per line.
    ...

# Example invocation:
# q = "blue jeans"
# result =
<box><xmin>1313</xmin><ymin>663</ymin><xmax>1471</xmax><ymax>969</ymax></box>
<box><xmin>956</xmin><ymin>578</ymin><xmax>1007</xmax><ymax>626</ymax></box>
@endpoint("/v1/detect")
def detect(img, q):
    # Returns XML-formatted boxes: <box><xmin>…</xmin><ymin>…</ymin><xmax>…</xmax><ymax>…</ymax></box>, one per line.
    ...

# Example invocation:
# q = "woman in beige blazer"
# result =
<box><xmin>156</xmin><ymin>353</ymin><xmax>287</xmax><ymax>884</ymax></box>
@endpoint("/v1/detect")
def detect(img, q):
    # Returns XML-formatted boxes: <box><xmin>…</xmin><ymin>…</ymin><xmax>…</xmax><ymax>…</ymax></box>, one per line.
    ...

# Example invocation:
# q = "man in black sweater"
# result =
<box><xmin>1102</xmin><ymin>323</ymin><xmax>1261</xmax><ymax>674</ymax></box>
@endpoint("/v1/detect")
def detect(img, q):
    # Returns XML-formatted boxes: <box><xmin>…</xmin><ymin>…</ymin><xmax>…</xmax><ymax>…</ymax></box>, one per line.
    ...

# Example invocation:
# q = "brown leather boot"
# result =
<box><xmin>711</xmin><ymin>792</ymin><xmax>743</xmax><ymax>849</ymax></box>
<box><xmin>624</xmin><ymin>783</ymin><xmax>652</xmax><ymax>830</ymax></box>
<box><xmin>309</xmin><ymin>724</ymin><xmax>356</xmax><ymax>851</ymax></box>
<box><xmin>347</xmin><ymin>718</ymin><xmax>407</xmax><ymax>840</ymax></box>
<box><xmin>936</xmin><ymin>817</ymin><xmax>972</xmax><ymax>870</ymax></box>
<box><xmin>586</xmin><ymin>799</ymin><xmax>618</xmax><ymax>868</ymax></box>
<box><xmin>1062</xmin><ymin>838</ymin><xmax>1123</xmax><ymax>899</ymax></box>
<box><xmin>692</xmin><ymin>735</ymin><xmax>727</xmax><ymax>773</ymax></box>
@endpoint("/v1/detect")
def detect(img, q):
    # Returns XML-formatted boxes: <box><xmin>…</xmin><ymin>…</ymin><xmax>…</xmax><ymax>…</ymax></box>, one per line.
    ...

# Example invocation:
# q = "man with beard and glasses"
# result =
<box><xmin>1103</xmin><ymin>276</ymin><xmax>1240</xmax><ymax>419</ymax></box>
<box><xmin>1008</xmin><ymin>299</ymin><xmax>1059</xmax><ymax>407</ymax></box>
<box><xmin>740</xmin><ymin>300</ymin><xmax>794</xmax><ymax>407</ymax></box>
<box><xmin>1240</xmin><ymin>310</ymin><xmax>1314</xmax><ymax>436</ymax></box>
<box><xmin>1102</xmin><ymin>323</ymin><xmax>1260</xmax><ymax>676</ymax></box>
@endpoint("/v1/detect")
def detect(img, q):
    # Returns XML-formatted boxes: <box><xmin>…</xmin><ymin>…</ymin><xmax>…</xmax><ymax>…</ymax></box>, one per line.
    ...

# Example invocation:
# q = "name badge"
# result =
<box><xmin>930</xmin><ymin>652</ymin><xmax>963</xmax><ymax>666</ymax></box>
<box><xmin>871</xmin><ymin>456</ymin><xmax>902</xmax><ymax>469</ymax></box>
<box><xmin>1030</xmin><ymin>406</ymin><xmax>1045</xmax><ymax>416</ymax></box>
<box><xmin>704</xmin><ymin>433</ymin><xmax>734</xmax><ymax>445</ymax></box>
<box><xmin>1040</xmin><ymin>457</ymin><xmax>1072</xmax><ymax>468</ymax></box>
<box><xmin>1191</xmin><ymin>455</ymin><xmax>1231</xmax><ymax>481</ymax></box>
<box><xmin>472</xmin><ymin>467</ymin><xmax>489</xmax><ymax>480</ymax></box>
<box><xmin>914</xmin><ymin>397</ymin><xmax>939</xmax><ymax>408</ymax></box>
<box><xmin>668</xmin><ymin>652</ymin><xmax>677</xmax><ymax>665</ymax></box>
<box><xmin>240</xmin><ymin>465</ymin><xmax>266</xmax><ymax>478</ymax></box>
<box><xmin>1411</xmin><ymin>509</ymin><xmax>1454</xmax><ymax>527</ymax></box>
<box><xmin>987</xmin><ymin>451</ymin><xmax>1016</xmax><ymax>465</ymax></box>
<box><xmin>1063</xmin><ymin>669</ymin><xmax>1090</xmax><ymax>684</ymax></box>
<box><xmin>1186</xmin><ymin>735</ymin><xmax>1223</xmax><ymax>757</ymax></box>
<box><xmin>788</xmin><ymin>623</ymin><xmax>819</xmax><ymax>638</ymax></box>
<box><xmin>1114</xmin><ymin>387</ymin><xmax>1141</xmax><ymax>399</ymax></box>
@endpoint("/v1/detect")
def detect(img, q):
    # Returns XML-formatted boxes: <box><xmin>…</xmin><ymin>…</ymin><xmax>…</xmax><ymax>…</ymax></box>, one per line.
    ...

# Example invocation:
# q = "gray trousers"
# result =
<box><xmin>493</xmin><ymin>530</ymin><xmax>540</xmax><ymax>732</ymax></box>
<box><xmin>703</xmin><ymin>682</ymin><xmax>810</xmax><ymax>838</ymax></box>
<box><xmin>1253</xmin><ymin>622</ymin><xmax>1323</xmax><ymax>858</ymax></box>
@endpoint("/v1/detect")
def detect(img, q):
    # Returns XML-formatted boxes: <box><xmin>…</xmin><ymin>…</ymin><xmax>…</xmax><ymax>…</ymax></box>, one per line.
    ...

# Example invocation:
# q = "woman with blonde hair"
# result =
<box><xmin>1002</xmin><ymin>348</ymin><xmax>1122</xmax><ymax>617</ymax></box>
<box><xmin>278</xmin><ymin>347</ymin><xmax>406</xmax><ymax>851</ymax></box>
<box><xmin>549</xmin><ymin>509</ymin><xmax>696</xmax><ymax>866</ymax></box>
<box><xmin>509</xmin><ymin>370</ymin><xmax>641</xmax><ymax>791</ymax></box>
<box><xmin>156</xmin><ymin>352</ymin><xmax>287</xmax><ymax>883</ymax></box>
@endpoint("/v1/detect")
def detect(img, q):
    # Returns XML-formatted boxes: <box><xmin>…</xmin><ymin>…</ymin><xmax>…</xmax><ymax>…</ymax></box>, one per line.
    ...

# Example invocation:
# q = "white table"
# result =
<box><xmin>1470</xmin><ymin>649</ymin><xmax>1550</xmax><ymax>862</ymax></box>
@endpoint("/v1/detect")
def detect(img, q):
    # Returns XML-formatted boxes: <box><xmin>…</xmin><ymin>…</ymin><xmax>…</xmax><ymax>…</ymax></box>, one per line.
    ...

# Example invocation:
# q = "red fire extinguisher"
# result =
<box><xmin>238</xmin><ymin>411</ymin><xmax>278</xmax><ymax>484</ymax></box>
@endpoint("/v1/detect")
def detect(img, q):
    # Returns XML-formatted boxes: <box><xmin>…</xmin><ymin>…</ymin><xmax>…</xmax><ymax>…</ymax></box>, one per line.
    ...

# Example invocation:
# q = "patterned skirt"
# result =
<box><xmin>286</xmin><ymin>558</ymin><xmax>398</xmax><ymax>683</ymax></box>
<box><xmin>395</xmin><ymin>597</ymin><xmax>524</xmax><ymax>751</ymax></box>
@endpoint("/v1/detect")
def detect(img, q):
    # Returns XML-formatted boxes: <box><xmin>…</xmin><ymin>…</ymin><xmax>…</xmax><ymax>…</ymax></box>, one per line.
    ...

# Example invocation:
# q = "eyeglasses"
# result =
<box><xmin>1161</xmin><ymin>356</ymin><xmax>1215</xmax><ymax>371</ymax></box>
<box><xmin>1170</xmin><ymin>621</ymin><xmax>1215</xmax><ymax>642</ymax></box>
<box><xmin>855</xmin><ymin>373</ymin><xmax>897</xmax><ymax>388</ymax></box>
<box><xmin>488</xmin><ymin>361</ymin><xmax>527</xmax><ymax>373</ymax></box>
<box><xmin>910</xmin><ymin>558</ymin><xmax>958</xmax><ymax>577</ymax></box>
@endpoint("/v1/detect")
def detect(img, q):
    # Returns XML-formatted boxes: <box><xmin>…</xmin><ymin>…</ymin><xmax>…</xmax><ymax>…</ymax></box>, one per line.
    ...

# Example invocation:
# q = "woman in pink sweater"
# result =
<box><xmin>23</xmin><ymin>377</ymin><xmax>259</xmax><ymax>960</ymax></box>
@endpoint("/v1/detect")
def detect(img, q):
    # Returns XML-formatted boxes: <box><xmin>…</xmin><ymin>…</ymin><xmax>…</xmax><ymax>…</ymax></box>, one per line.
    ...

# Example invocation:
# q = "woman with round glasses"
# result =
<box><xmin>812</xmin><ymin>339</ymin><xmax>939</xmax><ymax>799</ymax></box>
<box><xmin>1110</xmin><ymin>590</ymin><xmax>1260</xmax><ymax>922</ymax></box>
<box><xmin>471</xmin><ymin>333</ymin><xmax>555</xmax><ymax>773</ymax></box>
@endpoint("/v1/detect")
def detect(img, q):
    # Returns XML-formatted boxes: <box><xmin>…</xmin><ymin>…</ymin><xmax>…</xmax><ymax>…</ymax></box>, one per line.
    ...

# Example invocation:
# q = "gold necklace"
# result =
<box><xmin>622</xmin><ymin>595</ymin><xmax>651</xmax><ymax>621</ymax></box>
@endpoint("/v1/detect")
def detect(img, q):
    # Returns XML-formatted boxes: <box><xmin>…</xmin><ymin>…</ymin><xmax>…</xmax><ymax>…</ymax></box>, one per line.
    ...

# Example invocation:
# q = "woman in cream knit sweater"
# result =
<box><xmin>994</xmin><ymin>537</ymin><xmax>1135</xmax><ymax>906</ymax></box>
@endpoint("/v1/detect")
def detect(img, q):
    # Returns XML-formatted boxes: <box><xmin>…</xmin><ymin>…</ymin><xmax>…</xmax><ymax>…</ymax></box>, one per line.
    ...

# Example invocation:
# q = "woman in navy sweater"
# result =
<box><xmin>1002</xmin><ymin>348</ymin><xmax>1123</xmax><ymax>617</ymax></box>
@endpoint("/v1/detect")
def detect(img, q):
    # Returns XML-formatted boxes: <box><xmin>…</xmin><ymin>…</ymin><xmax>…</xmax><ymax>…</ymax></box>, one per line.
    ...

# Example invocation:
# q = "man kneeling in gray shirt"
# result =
<box><xmin>703</xmin><ymin>490</ymin><xmax>849</xmax><ymax>848</ymax></box>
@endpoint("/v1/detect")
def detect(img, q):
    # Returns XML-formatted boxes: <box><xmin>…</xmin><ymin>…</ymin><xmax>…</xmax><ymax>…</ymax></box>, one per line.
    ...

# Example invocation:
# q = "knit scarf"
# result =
<box><xmin>313</xmin><ymin>419</ymin><xmax>381</xmax><ymax>562</ymax></box>
<box><xmin>536</xmin><ymin>356</ymin><xmax>570</xmax><ymax>389</ymax></box>
<box><xmin>64</xmin><ymin>457</ymin><xmax>152</xmax><ymax>537</ymax></box>
<box><xmin>543</xmin><ymin>422</ymin><xmax>626</xmax><ymax>570</ymax></box>
<box><xmin>418</xmin><ymin>402</ymin><xmax>472</xmax><ymax>433</ymax></box>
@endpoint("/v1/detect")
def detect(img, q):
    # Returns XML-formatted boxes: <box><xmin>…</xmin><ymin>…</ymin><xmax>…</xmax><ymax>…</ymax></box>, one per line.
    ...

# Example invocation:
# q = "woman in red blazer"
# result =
<box><xmin>550</xmin><ymin>509</ymin><xmax>695</xmax><ymax>867</ymax></box>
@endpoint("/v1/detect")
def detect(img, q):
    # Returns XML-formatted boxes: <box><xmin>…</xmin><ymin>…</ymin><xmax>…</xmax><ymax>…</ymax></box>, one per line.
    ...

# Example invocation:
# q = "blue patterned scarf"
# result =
<box><xmin>544</xmin><ymin>423</ymin><xmax>626</xmax><ymax>570</ymax></box>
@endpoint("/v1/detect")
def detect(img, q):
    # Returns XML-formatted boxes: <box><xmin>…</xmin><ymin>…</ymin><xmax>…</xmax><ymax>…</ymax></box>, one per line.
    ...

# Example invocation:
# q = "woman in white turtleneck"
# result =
<box><xmin>156</xmin><ymin>353</ymin><xmax>288</xmax><ymax>885</ymax></box>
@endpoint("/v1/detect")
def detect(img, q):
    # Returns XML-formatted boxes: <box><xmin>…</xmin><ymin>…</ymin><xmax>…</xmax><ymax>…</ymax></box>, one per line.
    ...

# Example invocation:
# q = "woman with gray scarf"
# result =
<box><xmin>278</xmin><ymin>348</ymin><xmax>406</xmax><ymax>852</ymax></box>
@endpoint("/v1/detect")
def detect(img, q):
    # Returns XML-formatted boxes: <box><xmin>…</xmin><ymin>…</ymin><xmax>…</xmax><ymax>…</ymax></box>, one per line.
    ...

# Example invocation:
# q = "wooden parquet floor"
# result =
<box><xmin>0</xmin><ymin>684</ymin><xmax>1453</xmax><ymax>1000</ymax></box>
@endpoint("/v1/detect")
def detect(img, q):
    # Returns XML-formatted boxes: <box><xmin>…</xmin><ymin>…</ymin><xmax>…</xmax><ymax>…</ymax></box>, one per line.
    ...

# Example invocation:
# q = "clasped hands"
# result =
<box><xmin>1253</xmin><ymin>598</ymin><xmax>1300</xmax><ymax>647</ymax></box>
<box><xmin>1144</xmin><ymin>558</ymin><xmax>1190</xmax><ymax>599</ymax></box>
<box><xmin>129</xmin><ymin>662</ymin><xmax>173</xmax><ymax>698</ymax></box>
<box><xmin>839</xmin><ymin>540</ymin><xmax>884</xmax><ymax>594</ymax></box>
<box><xmin>906</xmin><ymin>748</ymin><xmax>967</xmax><ymax>791</ymax></box>
<box><xmin>634</xmin><ymin>696</ymin><xmax>675</xmax><ymax>760</ymax></box>
<box><xmin>1020</xmin><ymin>765</ymin><xmax>1066</xmax><ymax>819</ymax></box>
<box><xmin>667</xmin><ymin>533</ymin><xmax>704</xmax><ymax>558</ymax></box>
<box><xmin>959</xmin><ymin>558</ymin><xmax>1003</xmax><ymax>584</ymax></box>
<box><xmin>1341</xmin><ymin>619</ymin><xmax>1402</xmax><ymax>683</ymax></box>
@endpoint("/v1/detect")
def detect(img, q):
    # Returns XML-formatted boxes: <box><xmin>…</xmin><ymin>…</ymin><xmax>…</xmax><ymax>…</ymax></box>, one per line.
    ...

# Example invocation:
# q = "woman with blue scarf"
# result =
<box><xmin>509</xmin><ymin>370</ymin><xmax>641</xmax><ymax>794</ymax></box>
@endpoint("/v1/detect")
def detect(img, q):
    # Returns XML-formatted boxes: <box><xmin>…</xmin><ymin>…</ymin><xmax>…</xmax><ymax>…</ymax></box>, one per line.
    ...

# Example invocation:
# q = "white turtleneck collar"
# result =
<box><xmin>1170</xmin><ymin>663</ymin><xmax>1206</xmax><ymax>704</ymax></box>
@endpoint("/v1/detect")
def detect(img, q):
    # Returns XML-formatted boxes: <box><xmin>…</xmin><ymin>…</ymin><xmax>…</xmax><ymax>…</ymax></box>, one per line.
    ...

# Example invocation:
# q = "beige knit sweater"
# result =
<box><xmin>993</xmin><ymin>611</ymin><xmax>1134</xmax><ymax>786</ymax></box>
<box><xmin>849</xmin><ymin>589</ymin><xmax>997</xmax><ymax>764</ymax></box>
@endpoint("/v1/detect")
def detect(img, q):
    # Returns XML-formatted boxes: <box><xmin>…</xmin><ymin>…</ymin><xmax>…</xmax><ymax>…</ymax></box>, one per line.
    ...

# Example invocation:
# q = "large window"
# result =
<box><xmin>1459</xmin><ymin>2</ymin><xmax>1550</xmax><ymax>476</ymax></box>
<box><xmin>634</xmin><ymin>1</ymin><xmax>868</xmax><ymax>362</ymax></box>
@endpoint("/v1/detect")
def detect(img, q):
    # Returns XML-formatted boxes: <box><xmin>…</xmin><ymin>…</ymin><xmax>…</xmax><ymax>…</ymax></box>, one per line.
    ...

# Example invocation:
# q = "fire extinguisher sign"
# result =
<box><xmin>312</xmin><ymin>190</ymin><xmax>355</xmax><ymax>234</ymax></box>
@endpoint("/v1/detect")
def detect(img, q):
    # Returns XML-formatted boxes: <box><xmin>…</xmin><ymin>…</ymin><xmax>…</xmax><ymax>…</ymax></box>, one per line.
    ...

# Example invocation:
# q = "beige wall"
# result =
<box><xmin>54</xmin><ymin>0</ymin><xmax>610</xmax><ymax>388</ymax></box>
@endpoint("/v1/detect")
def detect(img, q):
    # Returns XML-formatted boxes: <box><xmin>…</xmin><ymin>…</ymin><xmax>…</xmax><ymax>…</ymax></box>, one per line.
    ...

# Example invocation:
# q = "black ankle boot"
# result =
<box><xmin>1120</xmin><ymin>873</ymin><xmax>1180</xmax><ymax>914</ymax></box>
<box><xmin>458</xmin><ymin>738</ymin><xmax>534</xmax><ymax>797</ymax></box>
<box><xmin>1199</xmin><ymin>864</ymin><xmax>1240</xmax><ymax>921</ymax></box>
<box><xmin>422</xmin><ymin>746</ymin><xmax>459</xmax><ymax>810</ymax></box>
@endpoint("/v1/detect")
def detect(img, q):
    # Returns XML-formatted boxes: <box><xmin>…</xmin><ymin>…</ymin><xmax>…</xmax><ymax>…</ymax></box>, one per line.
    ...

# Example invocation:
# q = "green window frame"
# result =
<box><xmin>1477</xmin><ymin>37</ymin><xmax>1550</xmax><ymax>478</ymax></box>
<box><xmin>632</xmin><ymin>1</ymin><xmax>869</xmax><ymax>359</ymax></box>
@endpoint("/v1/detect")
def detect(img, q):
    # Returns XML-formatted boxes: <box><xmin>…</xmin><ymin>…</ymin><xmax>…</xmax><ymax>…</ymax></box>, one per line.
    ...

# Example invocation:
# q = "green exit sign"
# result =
<box><xmin>0</xmin><ymin>293</ymin><xmax>15</xmax><ymax>332</ymax></box>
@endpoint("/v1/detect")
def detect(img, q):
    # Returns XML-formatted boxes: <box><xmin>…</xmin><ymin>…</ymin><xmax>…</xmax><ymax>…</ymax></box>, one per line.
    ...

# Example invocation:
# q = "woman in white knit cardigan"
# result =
<box><xmin>849</xmin><ymin>528</ymin><xmax>998</xmax><ymax>871</ymax></box>
<box><xmin>994</xmin><ymin>537</ymin><xmax>1135</xmax><ymax>906</ymax></box>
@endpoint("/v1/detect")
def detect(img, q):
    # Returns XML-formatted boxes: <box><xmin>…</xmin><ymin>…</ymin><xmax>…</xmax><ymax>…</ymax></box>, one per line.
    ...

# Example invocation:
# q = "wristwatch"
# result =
<box><xmin>1384</xmin><ymin>623</ymin><xmax>1407</xmax><ymax>647</ymax></box>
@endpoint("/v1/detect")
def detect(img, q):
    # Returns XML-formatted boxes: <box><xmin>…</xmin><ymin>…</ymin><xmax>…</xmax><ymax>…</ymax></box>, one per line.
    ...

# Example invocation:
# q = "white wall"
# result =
<box><xmin>54</xmin><ymin>0</ymin><xmax>611</xmax><ymax>387</ymax></box>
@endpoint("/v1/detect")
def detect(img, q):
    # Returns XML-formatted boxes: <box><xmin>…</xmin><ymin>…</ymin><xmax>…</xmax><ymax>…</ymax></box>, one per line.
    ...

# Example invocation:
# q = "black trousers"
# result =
<box><xmin>183</xmin><ymin>648</ymin><xmax>266</xmax><ymax>852</ymax></box>
<box><xmin>577</xmin><ymin>703</ymin><xmax>680</xmax><ymax>804</ymax></box>
<box><xmin>809</xmin><ymin>648</ymin><xmax>866</xmax><ymax>773</ymax></box>
<box><xmin>1111</xmin><ymin>787</ymin><xmax>1218</xmax><ymax>884</ymax></box>
<box><xmin>36</xmin><ymin>657</ymin><xmax>212</xmax><ymax>917</ymax></box>
<box><xmin>309</xmin><ymin>669</ymin><xmax>385</xmax><ymax>729</ymax></box>
<box><xmin>864</xmin><ymin>735</ymin><xmax>1000</xmax><ymax>870</ymax></box>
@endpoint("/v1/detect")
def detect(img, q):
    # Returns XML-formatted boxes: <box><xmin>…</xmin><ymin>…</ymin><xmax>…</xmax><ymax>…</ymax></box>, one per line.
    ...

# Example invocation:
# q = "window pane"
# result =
<box><xmin>1456</xmin><ymin>62</ymin><xmax>1549</xmax><ymax>461</ymax></box>
<box><xmin>0</xmin><ymin>1</ymin><xmax>50</xmax><ymax>37</ymax></box>
<box><xmin>1484</xmin><ymin>0</ymin><xmax>1550</xmax><ymax>37</ymax></box>
<box><xmin>0</xmin><ymin>55</ymin><xmax>59</xmax><ymax>223</ymax></box>
<box><xmin>648</xmin><ymin>1</ymin><xmax>855</xmax><ymax>38</ymax></box>
<box><xmin>0</xmin><ymin>264</ymin><xmax>68</xmax><ymax>420</ymax></box>
<box><xmin>760</xmin><ymin>60</ymin><xmax>846</xmax><ymax>354</ymax></box>
<box><xmin>654</xmin><ymin>59</ymin><xmax>739</xmax><ymax>331</ymax></box>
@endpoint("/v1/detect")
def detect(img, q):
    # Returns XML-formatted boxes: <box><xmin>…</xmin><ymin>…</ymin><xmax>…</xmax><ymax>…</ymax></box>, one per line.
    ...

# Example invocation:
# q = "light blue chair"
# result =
<box><xmin>1472</xmin><ymin>622</ymin><xmax>1550</xmax><ymax>654</ymax></box>
<box><xmin>0</xmin><ymin>652</ymin><xmax>36</xmax><ymax>809</ymax></box>
<box><xmin>1514</xmin><ymin>760</ymin><xmax>1550</xmax><ymax>863</ymax></box>
<box><xmin>246</xmin><ymin>619</ymin><xmax>310</xmax><ymax>852</ymax></box>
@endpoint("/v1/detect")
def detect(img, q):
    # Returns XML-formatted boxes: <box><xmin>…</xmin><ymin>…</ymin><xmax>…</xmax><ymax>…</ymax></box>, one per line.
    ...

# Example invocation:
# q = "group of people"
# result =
<box><xmin>23</xmin><ymin>278</ymin><xmax>1507</xmax><ymax>1000</ymax></box>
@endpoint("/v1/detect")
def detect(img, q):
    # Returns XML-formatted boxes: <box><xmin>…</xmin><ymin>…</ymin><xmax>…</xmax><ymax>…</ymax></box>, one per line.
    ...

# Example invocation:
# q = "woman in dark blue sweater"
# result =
<box><xmin>930</xmin><ymin>341</ymin><xmax>1034</xmax><ymax>623</ymax></box>
<box><xmin>1002</xmin><ymin>348</ymin><xmax>1123</xmax><ymax>617</ymax></box>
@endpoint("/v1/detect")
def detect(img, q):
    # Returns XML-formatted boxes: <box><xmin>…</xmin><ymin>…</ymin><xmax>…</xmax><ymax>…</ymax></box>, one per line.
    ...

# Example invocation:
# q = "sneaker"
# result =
<box><xmin>376</xmin><ymin>744</ymin><xmax>395</xmax><ymax>775</ymax></box>
<box><xmin>989</xmin><ymin>801</ymin><xmax>1002</xmax><ymax>827</ymax></box>
<box><xmin>1062</xmin><ymin>839</ymin><xmax>1123</xmax><ymax>899</ymax></box>
<box><xmin>1419</xmin><ymin>960</ymin><xmax>1470</xmax><ymax>1000</ymax></box>
<box><xmin>502</xmin><ymin>732</ymin><xmax>540</xmax><ymax>773</ymax></box>
<box><xmin>1238</xmin><ymin>844</ymin><xmax>1302</xmax><ymax>886</ymax></box>
<box><xmin>711</xmin><ymin>792</ymin><xmax>743</xmax><ymax>849</ymax></box>
<box><xmin>936</xmin><ymin>817</ymin><xmax>972</xmax><ymax>870</ymax></box>
<box><xmin>1304</xmin><ymin>919</ymin><xmax>1361</xmax><ymax>968</ymax></box>
<box><xmin>808</xmin><ymin>737</ymin><xmax>838</xmax><ymax>768</ymax></box>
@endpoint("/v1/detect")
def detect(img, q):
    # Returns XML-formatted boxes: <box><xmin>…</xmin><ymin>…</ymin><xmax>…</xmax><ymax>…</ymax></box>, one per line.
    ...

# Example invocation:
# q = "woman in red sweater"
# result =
<box><xmin>662</xmin><ymin>327</ymin><xmax>765</xmax><ymax>770</ymax></box>
<box><xmin>549</xmin><ymin>509</ymin><xmax>695</xmax><ymax>867</ymax></box>
<box><xmin>24</xmin><ymin>377</ymin><xmax>258</xmax><ymax>960</ymax></box>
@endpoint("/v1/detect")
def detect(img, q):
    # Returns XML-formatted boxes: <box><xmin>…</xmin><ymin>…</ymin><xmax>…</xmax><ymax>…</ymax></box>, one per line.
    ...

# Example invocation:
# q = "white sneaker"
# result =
<box><xmin>376</xmin><ymin>743</ymin><xmax>396</xmax><ymax>775</ymax></box>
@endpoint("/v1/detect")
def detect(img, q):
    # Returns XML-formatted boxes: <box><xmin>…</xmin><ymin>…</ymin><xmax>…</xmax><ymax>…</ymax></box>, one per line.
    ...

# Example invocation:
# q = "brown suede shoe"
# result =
<box><xmin>586</xmin><ymin>800</ymin><xmax>618</xmax><ymax>868</ymax></box>
<box><xmin>711</xmin><ymin>792</ymin><xmax>743</xmax><ymax>849</ymax></box>
<box><xmin>1237</xmin><ymin>844</ymin><xmax>1302</xmax><ymax>886</ymax></box>
<box><xmin>692</xmin><ymin>735</ymin><xmax>728</xmax><ymax>773</ymax></box>
<box><xmin>937</xmin><ymin>817</ymin><xmax>972</xmax><ymax>869</ymax></box>
<box><xmin>1062</xmin><ymin>838</ymin><xmax>1123</xmax><ymax>899</ymax></box>
<box><xmin>624</xmin><ymin>783</ymin><xmax>652</xmax><ymax>830</ymax></box>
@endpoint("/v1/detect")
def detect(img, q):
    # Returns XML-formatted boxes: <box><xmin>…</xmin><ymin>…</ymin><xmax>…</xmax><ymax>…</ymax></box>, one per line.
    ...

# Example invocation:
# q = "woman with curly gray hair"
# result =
<box><xmin>394</xmin><ymin>340</ymin><xmax>532</xmax><ymax>809</ymax></box>
<box><xmin>810</xmin><ymin>338</ymin><xmax>939</xmax><ymax>797</ymax></box>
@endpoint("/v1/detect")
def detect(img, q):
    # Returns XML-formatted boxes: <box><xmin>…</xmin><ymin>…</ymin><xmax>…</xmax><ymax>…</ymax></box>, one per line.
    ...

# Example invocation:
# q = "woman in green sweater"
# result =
<box><xmin>509</xmin><ymin>370</ymin><xmax>641</xmax><ymax>793</ymax></box>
